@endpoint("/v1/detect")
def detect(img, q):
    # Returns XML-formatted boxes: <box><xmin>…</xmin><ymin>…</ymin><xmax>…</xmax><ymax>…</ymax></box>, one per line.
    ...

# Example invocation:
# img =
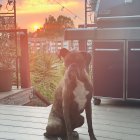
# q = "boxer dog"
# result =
<box><xmin>44</xmin><ymin>48</ymin><xmax>97</xmax><ymax>140</ymax></box>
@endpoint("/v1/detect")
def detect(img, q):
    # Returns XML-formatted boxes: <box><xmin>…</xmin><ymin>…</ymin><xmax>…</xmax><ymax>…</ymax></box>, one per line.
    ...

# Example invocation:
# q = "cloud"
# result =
<box><xmin>15</xmin><ymin>0</ymin><xmax>85</xmax><ymax>31</ymax></box>
<box><xmin>16</xmin><ymin>0</ymin><xmax>82</xmax><ymax>14</ymax></box>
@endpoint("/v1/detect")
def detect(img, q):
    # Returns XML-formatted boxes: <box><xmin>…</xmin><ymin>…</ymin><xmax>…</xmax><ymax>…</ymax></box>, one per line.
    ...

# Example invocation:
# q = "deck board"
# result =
<box><xmin>0</xmin><ymin>100</ymin><xmax>140</xmax><ymax>140</ymax></box>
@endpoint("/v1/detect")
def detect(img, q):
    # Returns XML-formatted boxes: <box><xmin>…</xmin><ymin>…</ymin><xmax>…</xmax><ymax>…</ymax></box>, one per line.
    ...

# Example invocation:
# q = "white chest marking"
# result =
<box><xmin>73</xmin><ymin>80</ymin><xmax>89</xmax><ymax>111</ymax></box>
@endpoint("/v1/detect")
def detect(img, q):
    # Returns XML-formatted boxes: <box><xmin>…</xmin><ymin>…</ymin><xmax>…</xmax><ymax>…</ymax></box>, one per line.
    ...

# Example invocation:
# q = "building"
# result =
<box><xmin>28</xmin><ymin>37</ymin><xmax>93</xmax><ymax>54</ymax></box>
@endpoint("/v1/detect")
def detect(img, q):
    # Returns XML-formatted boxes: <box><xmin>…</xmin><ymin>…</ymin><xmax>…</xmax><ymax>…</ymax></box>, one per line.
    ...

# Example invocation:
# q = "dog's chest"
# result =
<box><xmin>73</xmin><ymin>80</ymin><xmax>89</xmax><ymax>111</ymax></box>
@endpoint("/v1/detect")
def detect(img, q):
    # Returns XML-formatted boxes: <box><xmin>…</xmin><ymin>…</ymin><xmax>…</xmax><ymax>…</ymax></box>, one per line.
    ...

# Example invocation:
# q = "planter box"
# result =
<box><xmin>0</xmin><ymin>70</ymin><xmax>12</xmax><ymax>92</ymax></box>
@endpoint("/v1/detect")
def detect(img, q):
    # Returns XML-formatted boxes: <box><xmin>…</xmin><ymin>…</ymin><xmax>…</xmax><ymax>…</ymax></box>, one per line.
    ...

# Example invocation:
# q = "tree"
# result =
<box><xmin>45</xmin><ymin>15</ymin><xmax>56</xmax><ymax>24</ymax></box>
<box><xmin>42</xmin><ymin>15</ymin><xmax>74</xmax><ymax>39</ymax></box>
<box><xmin>57</xmin><ymin>15</ymin><xmax>74</xmax><ymax>29</ymax></box>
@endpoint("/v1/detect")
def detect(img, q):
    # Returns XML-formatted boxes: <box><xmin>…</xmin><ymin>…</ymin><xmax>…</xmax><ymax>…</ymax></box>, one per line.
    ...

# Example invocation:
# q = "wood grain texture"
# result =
<box><xmin>0</xmin><ymin>100</ymin><xmax>140</xmax><ymax>140</ymax></box>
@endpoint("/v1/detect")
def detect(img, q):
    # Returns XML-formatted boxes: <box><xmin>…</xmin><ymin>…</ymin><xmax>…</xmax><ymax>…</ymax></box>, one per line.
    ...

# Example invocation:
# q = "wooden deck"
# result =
<box><xmin>0</xmin><ymin>87</ymin><xmax>33</xmax><ymax>105</ymax></box>
<box><xmin>0</xmin><ymin>100</ymin><xmax>140</xmax><ymax>140</ymax></box>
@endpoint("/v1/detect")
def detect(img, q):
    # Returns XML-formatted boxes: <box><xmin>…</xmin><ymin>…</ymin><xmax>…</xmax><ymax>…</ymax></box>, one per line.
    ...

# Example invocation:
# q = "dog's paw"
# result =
<box><xmin>44</xmin><ymin>132</ymin><xmax>58</xmax><ymax>140</ymax></box>
<box><xmin>90</xmin><ymin>136</ymin><xmax>97</xmax><ymax>140</ymax></box>
<box><xmin>44</xmin><ymin>131</ymin><xmax>79</xmax><ymax>140</ymax></box>
<box><xmin>58</xmin><ymin>136</ymin><xmax>67</xmax><ymax>140</ymax></box>
<box><xmin>59</xmin><ymin>131</ymin><xmax>79</xmax><ymax>140</ymax></box>
<box><xmin>72</xmin><ymin>131</ymin><xmax>79</xmax><ymax>140</ymax></box>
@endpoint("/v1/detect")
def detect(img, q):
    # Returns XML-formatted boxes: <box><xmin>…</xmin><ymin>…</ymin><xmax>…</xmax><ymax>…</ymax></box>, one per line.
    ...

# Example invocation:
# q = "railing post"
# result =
<box><xmin>20</xmin><ymin>29</ymin><xmax>31</xmax><ymax>88</ymax></box>
<box><xmin>79</xmin><ymin>40</ymin><xmax>87</xmax><ymax>51</ymax></box>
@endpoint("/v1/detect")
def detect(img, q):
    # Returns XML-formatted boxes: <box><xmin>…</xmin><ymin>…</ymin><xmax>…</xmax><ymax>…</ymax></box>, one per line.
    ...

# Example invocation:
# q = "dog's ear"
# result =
<box><xmin>58</xmin><ymin>48</ymin><xmax>70</xmax><ymax>60</ymax></box>
<box><xmin>80</xmin><ymin>52</ymin><xmax>91</xmax><ymax>66</ymax></box>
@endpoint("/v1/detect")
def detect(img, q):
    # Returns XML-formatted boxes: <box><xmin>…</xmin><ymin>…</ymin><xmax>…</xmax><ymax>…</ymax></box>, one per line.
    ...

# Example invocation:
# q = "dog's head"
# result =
<box><xmin>58</xmin><ymin>48</ymin><xmax>91</xmax><ymax>70</ymax></box>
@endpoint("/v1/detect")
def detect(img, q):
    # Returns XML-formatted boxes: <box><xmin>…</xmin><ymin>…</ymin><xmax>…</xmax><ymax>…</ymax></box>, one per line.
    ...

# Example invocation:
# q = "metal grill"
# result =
<box><xmin>64</xmin><ymin>0</ymin><xmax>140</xmax><ymax>102</ymax></box>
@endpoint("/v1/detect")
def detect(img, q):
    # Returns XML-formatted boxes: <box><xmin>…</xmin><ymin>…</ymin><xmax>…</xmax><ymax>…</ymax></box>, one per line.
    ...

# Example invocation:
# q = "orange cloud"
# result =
<box><xmin>17</xmin><ymin>0</ymin><xmax>80</xmax><ymax>14</ymax></box>
<box><xmin>16</xmin><ymin>0</ymin><xmax>84</xmax><ymax>31</ymax></box>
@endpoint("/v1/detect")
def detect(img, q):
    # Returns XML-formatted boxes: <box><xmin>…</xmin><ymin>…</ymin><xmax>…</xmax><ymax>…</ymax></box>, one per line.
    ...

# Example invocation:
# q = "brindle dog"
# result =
<box><xmin>44</xmin><ymin>48</ymin><xmax>97</xmax><ymax>140</ymax></box>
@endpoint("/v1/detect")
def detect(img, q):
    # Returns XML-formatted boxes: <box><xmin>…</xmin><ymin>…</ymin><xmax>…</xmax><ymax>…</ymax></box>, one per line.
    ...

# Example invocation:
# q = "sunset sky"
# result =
<box><xmin>15</xmin><ymin>0</ymin><xmax>85</xmax><ymax>32</ymax></box>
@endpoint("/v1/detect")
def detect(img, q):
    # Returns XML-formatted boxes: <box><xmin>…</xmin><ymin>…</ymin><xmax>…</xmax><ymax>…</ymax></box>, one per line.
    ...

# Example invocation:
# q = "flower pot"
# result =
<box><xmin>0</xmin><ymin>69</ymin><xmax>12</xmax><ymax>92</ymax></box>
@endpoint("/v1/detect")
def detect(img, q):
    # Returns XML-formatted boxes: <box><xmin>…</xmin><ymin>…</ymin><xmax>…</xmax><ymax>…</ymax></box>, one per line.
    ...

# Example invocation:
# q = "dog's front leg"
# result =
<box><xmin>85</xmin><ymin>101</ymin><xmax>97</xmax><ymax>140</ymax></box>
<box><xmin>62</xmin><ymin>90</ymin><xmax>73</xmax><ymax>140</ymax></box>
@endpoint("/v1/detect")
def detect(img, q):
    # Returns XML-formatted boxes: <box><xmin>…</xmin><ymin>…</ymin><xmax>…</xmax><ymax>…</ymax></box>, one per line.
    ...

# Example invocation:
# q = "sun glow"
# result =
<box><xmin>16</xmin><ymin>0</ymin><xmax>83</xmax><ymax>31</ymax></box>
<box><xmin>30</xmin><ymin>23</ymin><xmax>42</xmax><ymax>31</ymax></box>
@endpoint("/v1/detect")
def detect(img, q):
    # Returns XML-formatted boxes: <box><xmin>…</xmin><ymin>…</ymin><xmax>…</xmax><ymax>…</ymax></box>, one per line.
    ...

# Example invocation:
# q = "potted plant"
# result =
<box><xmin>0</xmin><ymin>33</ymin><xmax>16</xmax><ymax>92</ymax></box>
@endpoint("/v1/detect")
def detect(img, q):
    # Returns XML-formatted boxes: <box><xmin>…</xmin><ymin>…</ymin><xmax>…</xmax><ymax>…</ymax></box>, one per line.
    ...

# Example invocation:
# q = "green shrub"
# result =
<box><xmin>30</xmin><ymin>52</ymin><xmax>64</xmax><ymax>102</ymax></box>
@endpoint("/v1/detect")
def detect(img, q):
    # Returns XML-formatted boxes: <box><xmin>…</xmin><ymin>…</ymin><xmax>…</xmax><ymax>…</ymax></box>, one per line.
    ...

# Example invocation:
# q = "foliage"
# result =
<box><xmin>35</xmin><ymin>15</ymin><xmax>74</xmax><ymax>39</ymax></box>
<box><xmin>30</xmin><ymin>52</ymin><xmax>64</xmax><ymax>101</ymax></box>
<box><xmin>0</xmin><ymin>33</ymin><xmax>16</xmax><ymax>70</ymax></box>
